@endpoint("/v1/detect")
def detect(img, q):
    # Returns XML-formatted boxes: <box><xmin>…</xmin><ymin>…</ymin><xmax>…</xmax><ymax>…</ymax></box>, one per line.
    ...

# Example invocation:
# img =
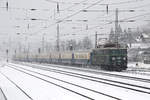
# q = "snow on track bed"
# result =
<box><xmin>9</xmin><ymin>64</ymin><xmax>150</xmax><ymax>94</ymax></box>
<box><xmin>18</xmin><ymin>62</ymin><xmax>150</xmax><ymax>80</ymax></box>
<box><xmin>0</xmin><ymin>71</ymin><xmax>32</xmax><ymax>100</ymax></box>
<box><xmin>125</xmin><ymin>67</ymin><xmax>150</xmax><ymax>76</ymax></box>
<box><xmin>0</xmin><ymin>88</ymin><xmax>7</xmax><ymax>100</ymax></box>
<box><xmin>15</xmin><ymin>62</ymin><xmax>150</xmax><ymax>84</ymax></box>
<box><xmin>1</xmin><ymin>64</ymin><xmax>119</xmax><ymax>100</ymax></box>
<box><xmin>8</xmin><ymin>63</ymin><xmax>150</xmax><ymax>100</ymax></box>
<box><xmin>6</xmin><ymin>65</ymin><xmax>119</xmax><ymax>100</ymax></box>
<box><xmin>126</xmin><ymin>62</ymin><xmax>150</xmax><ymax>75</ymax></box>
<box><xmin>124</xmin><ymin>69</ymin><xmax>150</xmax><ymax>76</ymax></box>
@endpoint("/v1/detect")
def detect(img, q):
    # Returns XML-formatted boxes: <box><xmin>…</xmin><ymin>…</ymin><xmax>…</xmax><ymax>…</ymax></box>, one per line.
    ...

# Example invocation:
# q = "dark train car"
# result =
<box><xmin>92</xmin><ymin>43</ymin><xmax>127</xmax><ymax>71</ymax></box>
<box><xmin>91</xmin><ymin>47</ymin><xmax>127</xmax><ymax>71</ymax></box>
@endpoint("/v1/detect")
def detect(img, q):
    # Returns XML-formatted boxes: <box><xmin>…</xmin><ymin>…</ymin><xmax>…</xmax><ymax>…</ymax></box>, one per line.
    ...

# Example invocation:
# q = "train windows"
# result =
<box><xmin>117</xmin><ymin>57</ymin><xmax>121</xmax><ymax>59</ymax></box>
<box><xmin>121</xmin><ymin>49</ymin><xmax>127</xmax><ymax>54</ymax></box>
<box><xmin>111</xmin><ymin>50</ymin><xmax>116</xmax><ymax>55</ymax></box>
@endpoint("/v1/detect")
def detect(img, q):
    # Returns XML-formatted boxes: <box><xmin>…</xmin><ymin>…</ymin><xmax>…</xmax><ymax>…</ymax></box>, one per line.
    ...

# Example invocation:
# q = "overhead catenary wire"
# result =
<box><xmin>66</xmin><ymin>3</ymin><xmax>150</xmax><ymax>35</ymax></box>
<box><xmin>0</xmin><ymin>6</ymin><xmax>51</xmax><ymax>11</ymax></box>
<box><xmin>62</xmin><ymin>0</ymin><xmax>90</xmax><ymax>11</ymax></box>
<box><xmin>45</xmin><ymin>0</ymin><xmax>144</xmax><ymax>5</ymax></box>
<box><xmin>64</xmin><ymin>12</ymin><xmax>150</xmax><ymax>37</ymax></box>
<box><xmin>130</xmin><ymin>3</ymin><xmax>150</xmax><ymax>9</ymax></box>
<box><xmin>29</xmin><ymin>0</ymin><xmax>150</xmax><ymax>36</ymax></box>
<box><xmin>5</xmin><ymin>0</ymin><xmax>149</xmax><ymax>40</ymax></box>
<box><xmin>1</xmin><ymin>0</ymin><xmax>146</xmax><ymax>12</ymax></box>
<box><xmin>47</xmin><ymin>0</ymin><xmax>145</xmax><ymax>13</ymax></box>
<box><xmin>29</xmin><ymin>0</ymin><xmax>105</xmax><ymax>35</ymax></box>
<box><xmin>7</xmin><ymin>0</ymin><xmax>147</xmax><ymax>28</ymax></box>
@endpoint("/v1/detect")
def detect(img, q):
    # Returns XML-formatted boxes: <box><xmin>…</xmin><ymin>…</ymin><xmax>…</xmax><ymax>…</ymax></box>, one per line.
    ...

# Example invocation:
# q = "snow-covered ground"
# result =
<box><xmin>0</xmin><ymin>63</ymin><xmax>150</xmax><ymax>100</ymax></box>
<box><xmin>0</xmin><ymin>66</ymin><xmax>94</xmax><ymax>100</ymax></box>
<box><xmin>0</xmin><ymin>73</ymin><xmax>31</xmax><ymax>100</ymax></box>
<box><xmin>128</xmin><ymin>62</ymin><xmax>150</xmax><ymax>69</ymax></box>
<box><xmin>22</xmin><ymin>62</ymin><xmax>150</xmax><ymax>80</ymax></box>
<box><xmin>14</xmin><ymin>62</ymin><xmax>150</xmax><ymax>87</ymax></box>
<box><xmin>0</xmin><ymin>88</ymin><xmax>7</xmax><ymax>100</ymax></box>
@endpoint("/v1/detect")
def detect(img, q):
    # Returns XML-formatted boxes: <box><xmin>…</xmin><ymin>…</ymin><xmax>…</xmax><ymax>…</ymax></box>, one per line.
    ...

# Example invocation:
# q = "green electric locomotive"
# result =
<box><xmin>91</xmin><ymin>43</ymin><xmax>127</xmax><ymax>71</ymax></box>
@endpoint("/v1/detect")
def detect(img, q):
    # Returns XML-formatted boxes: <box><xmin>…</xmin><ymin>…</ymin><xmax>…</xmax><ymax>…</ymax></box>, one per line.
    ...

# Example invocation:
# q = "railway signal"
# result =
<box><xmin>106</xmin><ymin>4</ymin><xmax>109</xmax><ymax>14</ymax></box>
<box><xmin>6</xmin><ymin>49</ymin><xmax>8</xmax><ymax>62</ymax></box>
<box><xmin>38</xmin><ymin>48</ymin><xmax>41</xmax><ymax>54</ymax></box>
<box><xmin>6</xmin><ymin>2</ymin><xmax>8</xmax><ymax>11</ymax></box>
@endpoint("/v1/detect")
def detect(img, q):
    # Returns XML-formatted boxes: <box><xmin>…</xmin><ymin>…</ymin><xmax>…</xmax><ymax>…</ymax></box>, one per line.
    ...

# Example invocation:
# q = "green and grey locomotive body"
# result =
<box><xmin>91</xmin><ymin>47</ymin><xmax>127</xmax><ymax>71</ymax></box>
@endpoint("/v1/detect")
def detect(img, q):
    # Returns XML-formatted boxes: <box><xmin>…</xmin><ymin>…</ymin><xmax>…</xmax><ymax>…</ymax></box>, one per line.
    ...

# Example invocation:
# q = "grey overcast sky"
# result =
<box><xmin>0</xmin><ymin>0</ymin><xmax>150</xmax><ymax>54</ymax></box>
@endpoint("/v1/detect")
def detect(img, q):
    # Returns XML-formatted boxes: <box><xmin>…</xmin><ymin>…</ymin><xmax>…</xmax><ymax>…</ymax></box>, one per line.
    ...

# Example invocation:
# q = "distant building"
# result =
<box><xmin>109</xmin><ymin>26</ymin><xmax>150</xmax><ymax>62</ymax></box>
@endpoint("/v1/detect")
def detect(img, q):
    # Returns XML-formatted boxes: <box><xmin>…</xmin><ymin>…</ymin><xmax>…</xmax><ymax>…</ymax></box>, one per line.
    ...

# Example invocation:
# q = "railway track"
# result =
<box><xmin>8</xmin><ymin>63</ymin><xmax>150</xmax><ymax>97</ymax></box>
<box><xmin>0</xmin><ymin>88</ymin><xmax>7</xmax><ymax>100</ymax></box>
<box><xmin>125</xmin><ymin>67</ymin><xmax>150</xmax><ymax>76</ymax></box>
<box><xmin>0</xmin><ymin>71</ymin><xmax>34</xmax><ymax>100</ymax></box>
<box><xmin>6</xmin><ymin>64</ymin><xmax>120</xmax><ymax>100</ymax></box>
<box><xmin>17</xmin><ymin>62</ymin><xmax>150</xmax><ymax>83</ymax></box>
<box><xmin>124</xmin><ymin>70</ymin><xmax>150</xmax><ymax>76</ymax></box>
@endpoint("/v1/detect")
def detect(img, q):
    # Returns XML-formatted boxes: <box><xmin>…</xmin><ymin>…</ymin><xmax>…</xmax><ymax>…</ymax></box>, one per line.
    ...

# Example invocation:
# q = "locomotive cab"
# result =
<box><xmin>91</xmin><ymin>43</ymin><xmax>127</xmax><ymax>71</ymax></box>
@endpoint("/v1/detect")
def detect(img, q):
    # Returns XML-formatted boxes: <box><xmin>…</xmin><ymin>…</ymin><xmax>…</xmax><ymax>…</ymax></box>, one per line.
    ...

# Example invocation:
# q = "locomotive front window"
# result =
<box><xmin>110</xmin><ymin>50</ymin><xmax>117</xmax><ymax>55</ymax></box>
<box><xmin>121</xmin><ymin>49</ymin><xmax>127</xmax><ymax>54</ymax></box>
<box><xmin>117</xmin><ymin>57</ymin><xmax>121</xmax><ymax>59</ymax></box>
<box><xmin>112</xmin><ymin>50</ymin><xmax>116</xmax><ymax>54</ymax></box>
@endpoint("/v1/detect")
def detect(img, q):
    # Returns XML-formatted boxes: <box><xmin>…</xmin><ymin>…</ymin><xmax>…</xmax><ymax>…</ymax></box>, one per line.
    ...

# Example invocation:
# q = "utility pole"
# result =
<box><xmin>6</xmin><ymin>1</ymin><xmax>8</xmax><ymax>11</ymax></box>
<box><xmin>27</xmin><ymin>43</ymin><xmax>30</xmax><ymax>61</ymax></box>
<box><xmin>42</xmin><ymin>33</ymin><xmax>45</xmax><ymax>52</ymax></box>
<box><xmin>115</xmin><ymin>8</ymin><xmax>119</xmax><ymax>44</ymax></box>
<box><xmin>56</xmin><ymin>2</ymin><xmax>60</xmax><ymax>52</ymax></box>
<box><xmin>19</xmin><ymin>42</ymin><xmax>22</xmax><ymax>53</ymax></box>
<box><xmin>128</xmin><ymin>28</ymin><xmax>132</xmax><ymax>48</ymax></box>
<box><xmin>6</xmin><ymin>49</ymin><xmax>8</xmax><ymax>62</ymax></box>
<box><xmin>57</xmin><ymin>24</ymin><xmax>60</xmax><ymax>51</ymax></box>
<box><xmin>95</xmin><ymin>31</ymin><xmax>97</xmax><ymax>48</ymax></box>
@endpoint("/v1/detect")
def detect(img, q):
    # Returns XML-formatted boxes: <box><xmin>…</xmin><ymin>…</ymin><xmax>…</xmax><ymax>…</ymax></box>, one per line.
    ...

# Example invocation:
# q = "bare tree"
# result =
<box><xmin>82</xmin><ymin>36</ymin><xmax>93</xmax><ymax>50</ymax></box>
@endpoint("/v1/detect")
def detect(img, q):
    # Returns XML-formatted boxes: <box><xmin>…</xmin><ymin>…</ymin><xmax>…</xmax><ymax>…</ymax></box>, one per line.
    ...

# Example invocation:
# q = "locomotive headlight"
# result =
<box><xmin>112</xmin><ymin>57</ymin><xmax>115</xmax><ymax>60</ymax></box>
<box><xmin>123</xmin><ymin>57</ymin><xmax>126</xmax><ymax>60</ymax></box>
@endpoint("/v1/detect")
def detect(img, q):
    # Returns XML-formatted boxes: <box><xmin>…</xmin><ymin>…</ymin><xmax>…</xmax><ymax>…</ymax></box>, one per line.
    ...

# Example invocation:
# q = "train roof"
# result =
<box><xmin>95</xmin><ymin>42</ymin><xmax>127</xmax><ymax>50</ymax></box>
